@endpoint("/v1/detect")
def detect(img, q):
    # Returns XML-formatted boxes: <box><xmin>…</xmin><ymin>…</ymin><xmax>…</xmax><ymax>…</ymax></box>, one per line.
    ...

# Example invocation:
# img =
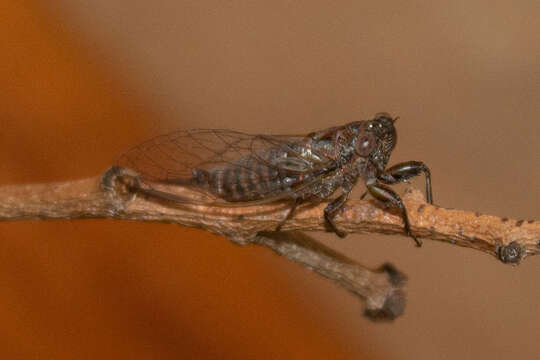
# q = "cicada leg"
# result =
<box><xmin>379</xmin><ymin>161</ymin><xmax>433</xmax><ymax>204</ymax></box>
<box><xmin>275</xmin><ymin>198</ymin><xmax>301</xmax><ymax>232</ymax></box>
<box><xmin>366</xmin><ymin>181</ymin><xmax>421</xmax><ymax>247</ymax></box>
<box><xmin>323</xmin><ymin>193</ymin><xmax>349</xmax><ymax>238</ymax></box>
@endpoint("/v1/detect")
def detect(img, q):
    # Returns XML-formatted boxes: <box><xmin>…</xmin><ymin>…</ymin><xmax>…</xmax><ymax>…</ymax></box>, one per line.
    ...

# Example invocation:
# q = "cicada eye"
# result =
<box><xmin>356</xmin><ymin>133</ymin><xmax>377</xmax><ymax>156</ymax></box>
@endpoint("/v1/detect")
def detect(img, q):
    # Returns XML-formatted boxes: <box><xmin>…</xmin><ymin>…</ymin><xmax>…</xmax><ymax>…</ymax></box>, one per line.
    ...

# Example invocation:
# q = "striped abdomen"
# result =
<box><xmin>192</xmin><ymin>156</ymin><xmax>304</xmax><ymax>202</ymax></box>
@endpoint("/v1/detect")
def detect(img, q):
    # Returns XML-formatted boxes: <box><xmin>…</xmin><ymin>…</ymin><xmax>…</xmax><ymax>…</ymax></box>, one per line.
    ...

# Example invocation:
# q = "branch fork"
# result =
<box><xmin>0</xmin><ymin>167</ymin><xmax>538</xmax><ymax>320</ymax></box>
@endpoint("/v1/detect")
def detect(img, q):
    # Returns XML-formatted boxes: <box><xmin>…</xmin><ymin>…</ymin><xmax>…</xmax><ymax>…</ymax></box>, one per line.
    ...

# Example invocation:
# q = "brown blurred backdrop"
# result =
<box><xmin>1</xmin><ymin>1</ymin><xmax>539</xmax><ymax>359</ymax></box>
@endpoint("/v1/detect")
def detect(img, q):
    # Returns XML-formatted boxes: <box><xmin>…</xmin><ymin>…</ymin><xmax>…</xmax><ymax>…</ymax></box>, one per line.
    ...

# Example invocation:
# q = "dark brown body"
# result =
<box><xmin>193</xmin><ymin>153</ymin><xmax>306</xmax><ymax>202</ymax></box>
<box><xmin>118</xmin><ymin>113</ymin><xmax>433</xmax><ymax>246</ymax></box>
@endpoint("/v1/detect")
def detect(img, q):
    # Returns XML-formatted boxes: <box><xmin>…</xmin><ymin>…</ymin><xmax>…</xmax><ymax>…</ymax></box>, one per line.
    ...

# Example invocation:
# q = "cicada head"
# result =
<box><xmin>369</xmin><ymin>112</ymin><xmax>397</xmax><ymax>152</ymax></box>
<box><xmin>360</xmin><ymin>112</ymin><xmax>398</xmax><ymax>169</ymax></box>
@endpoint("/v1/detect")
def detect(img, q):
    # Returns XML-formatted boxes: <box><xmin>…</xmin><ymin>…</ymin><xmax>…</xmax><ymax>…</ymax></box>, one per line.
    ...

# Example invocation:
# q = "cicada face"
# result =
<box><xmin>360</xmin><ymin>112</ymin><xmax>397</xmax><ymax>170</ymax></box>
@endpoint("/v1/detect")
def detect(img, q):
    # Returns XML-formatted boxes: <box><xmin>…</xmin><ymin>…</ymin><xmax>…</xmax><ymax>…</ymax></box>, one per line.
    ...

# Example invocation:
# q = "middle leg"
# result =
<box><xmin>323</xmin><ymin>193</ymin><xmax>350</xmax><ymax>238</ymax></box>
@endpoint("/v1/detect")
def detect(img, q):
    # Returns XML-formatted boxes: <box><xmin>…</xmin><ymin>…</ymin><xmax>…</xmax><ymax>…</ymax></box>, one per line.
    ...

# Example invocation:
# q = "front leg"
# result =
<box><xmin>379</xmin><ymin>161</ymin><xmax>433</xmax><ymax>204</ymax></box>
<box><xmin>367</xmin><ymin>181</ymin><xmax>421</xmax><ymax>247</ymax></box>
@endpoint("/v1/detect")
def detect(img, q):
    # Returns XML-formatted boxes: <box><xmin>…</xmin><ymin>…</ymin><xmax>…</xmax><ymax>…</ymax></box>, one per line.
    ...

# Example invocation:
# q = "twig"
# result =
<box><xmin>1</xmin><ymin>167</ymin><xmax>539</xmax><ymax>319</ymax></box>
<box><xmin>255</xmin><ymin>231</ymin><xmax>407</xmax><ymax>321</ymax></box>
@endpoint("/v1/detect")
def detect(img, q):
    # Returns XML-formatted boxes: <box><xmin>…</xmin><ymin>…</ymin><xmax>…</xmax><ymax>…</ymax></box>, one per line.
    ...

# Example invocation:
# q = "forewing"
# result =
<box><xmin>118</xmin><ymin>129</ymin><xmax>250</xmax><ymax>181</ymax></box>
<box><xmin>117</xmin><ymin>129</ymin><xmax>336</xmax><ymax>202</ymax></box>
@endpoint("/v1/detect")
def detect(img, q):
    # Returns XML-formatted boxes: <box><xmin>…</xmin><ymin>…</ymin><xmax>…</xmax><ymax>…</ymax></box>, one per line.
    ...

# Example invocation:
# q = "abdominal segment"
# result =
<box><xmin>191</xmin><ymin>156</ymin><xmax>305</xmax><ymax>202</ymax></box>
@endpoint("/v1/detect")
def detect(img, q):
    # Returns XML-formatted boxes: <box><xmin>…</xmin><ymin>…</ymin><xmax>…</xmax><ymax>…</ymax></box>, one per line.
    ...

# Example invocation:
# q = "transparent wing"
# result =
<box><xmin>117</xmin><ymin>129</ymin><xmax>337</xmax><ymax>203</ymax></box>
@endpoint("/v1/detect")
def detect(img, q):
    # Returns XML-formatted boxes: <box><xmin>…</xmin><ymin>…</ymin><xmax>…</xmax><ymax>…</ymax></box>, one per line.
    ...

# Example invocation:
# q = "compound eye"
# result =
<box><xmin>356</xmin><ymin>132</ymin><xmax>377</xmax><ymax>156</ymax></box>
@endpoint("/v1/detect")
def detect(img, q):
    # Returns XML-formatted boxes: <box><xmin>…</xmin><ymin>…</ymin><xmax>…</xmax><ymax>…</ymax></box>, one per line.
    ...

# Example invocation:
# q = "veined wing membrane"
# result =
<box><xmin>117</xmin><ymin>129</ymin><xmax>338</xmax><ymax>204</ymax></box>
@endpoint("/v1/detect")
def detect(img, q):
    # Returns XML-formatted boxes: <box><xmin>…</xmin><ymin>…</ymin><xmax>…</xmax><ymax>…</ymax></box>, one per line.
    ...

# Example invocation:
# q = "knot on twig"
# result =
<box><xmin>365</xmin><ymin>289</ymin><xmax>407</xmax><ymax>321</ymax></box>
<box><xmin>101</xmin><ymin>166</ymin><xmax>141</xmax><ymax>214</ymax></box>
<box><xmin>364</xmin><ymin>263</ymin><xmax>407</xmax><ymax>321</ymax></box>
<box><xmin>497</xmin><ymin>241</ymin><xmax>523</xmax><ymax>265</ymax></box>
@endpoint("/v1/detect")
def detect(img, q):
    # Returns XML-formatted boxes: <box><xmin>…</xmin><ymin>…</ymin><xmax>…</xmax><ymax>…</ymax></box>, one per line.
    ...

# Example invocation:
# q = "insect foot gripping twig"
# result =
<box><xmin>254</xmin><ymin>232</ymin><xmax>408</xmax><ymax>321</ymax></box>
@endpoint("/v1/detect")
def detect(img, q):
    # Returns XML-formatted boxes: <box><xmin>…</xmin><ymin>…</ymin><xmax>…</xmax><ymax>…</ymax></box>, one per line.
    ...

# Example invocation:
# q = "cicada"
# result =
<box><xmin>117</xmin><ymin>112</ymin><xmax>433</xmax><ymax>246</ymax></box>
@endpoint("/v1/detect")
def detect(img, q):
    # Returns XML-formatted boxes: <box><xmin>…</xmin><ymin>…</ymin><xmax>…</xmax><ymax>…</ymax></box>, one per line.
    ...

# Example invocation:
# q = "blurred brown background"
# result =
<box><xmin>1</xmin><ymin>1</ymin><xmax>539</xmax><ymax>359</ymax></box>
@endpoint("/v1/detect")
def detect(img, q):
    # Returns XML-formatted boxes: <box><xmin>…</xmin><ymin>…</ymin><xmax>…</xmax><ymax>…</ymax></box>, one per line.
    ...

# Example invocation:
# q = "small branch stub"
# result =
<box><xmin>498</xmin><ymin>241</ymin><xmax>523</xmax><ymax>265</ymax></box>
<box><xmin>255</xmin><ymin>232</ymin><xmax>407</xmax><ymax>321</ymax></box>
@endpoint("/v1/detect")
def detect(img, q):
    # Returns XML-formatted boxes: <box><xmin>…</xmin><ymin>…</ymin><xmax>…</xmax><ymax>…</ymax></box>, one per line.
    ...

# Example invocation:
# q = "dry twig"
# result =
<box><xmin>1</xmin><ymin>167</ymin><xmax>539</xmax><ymax>320</ymax></box>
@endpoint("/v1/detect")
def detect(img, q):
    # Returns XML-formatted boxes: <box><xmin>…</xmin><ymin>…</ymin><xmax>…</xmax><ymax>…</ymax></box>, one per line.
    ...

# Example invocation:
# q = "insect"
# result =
<box><xmin>117</xmin><ymin>112</ymin><xmax>433</xmax><ymax>246</ymax></box>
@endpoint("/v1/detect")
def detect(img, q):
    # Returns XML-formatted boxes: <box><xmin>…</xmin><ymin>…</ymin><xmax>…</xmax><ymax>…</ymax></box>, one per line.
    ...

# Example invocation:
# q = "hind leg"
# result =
<box><xmin>275</xmin><ymin>198</ymin><xmax>301</xmax><ymax>232</ymax></box>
